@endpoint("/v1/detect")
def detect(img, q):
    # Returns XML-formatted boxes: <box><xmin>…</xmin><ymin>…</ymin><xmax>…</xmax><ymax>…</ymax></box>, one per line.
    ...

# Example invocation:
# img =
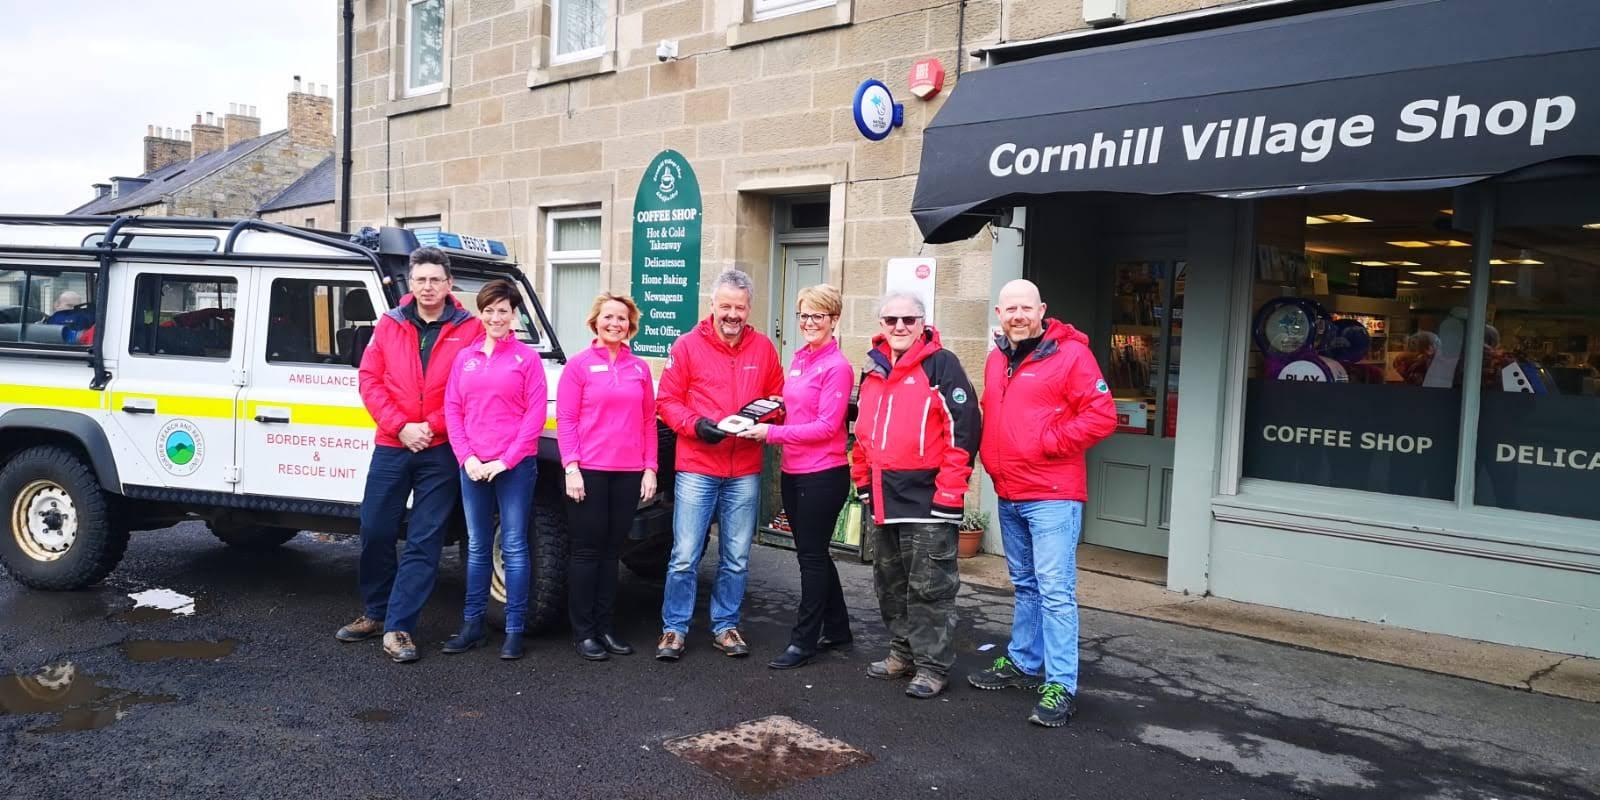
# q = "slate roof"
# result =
<box><xmin>258</xmin><ymin>155</ymin><xmax>335</xmax><ymax>212</ymax></box>
<box><xmin>67</xmin><ymin>130</ymin><xmax>286</xmax><ymax>215</ymax></box>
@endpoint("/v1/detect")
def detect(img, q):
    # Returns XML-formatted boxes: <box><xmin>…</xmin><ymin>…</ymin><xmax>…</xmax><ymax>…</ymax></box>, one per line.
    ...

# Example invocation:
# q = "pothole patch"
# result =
<box><xmin>1139</xmin><ymin>724</ymin><xmax>1378</xmax><ymax>792</ymax></box>
<box><xmin>664</xmin><ymin>714</ymin><xmax>874</xmax><ymax>795</ymax></box>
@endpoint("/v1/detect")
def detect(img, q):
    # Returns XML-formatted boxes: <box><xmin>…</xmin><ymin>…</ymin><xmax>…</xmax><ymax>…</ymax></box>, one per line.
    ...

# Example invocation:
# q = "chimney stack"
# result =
<box><xmin>142</xmin><ymin>123</ymin><xmax>189</xmax><ymax>173</ymax></box>
<box><xmin>191</xmin><ymin>110</ymin><xmax>225</xmax><ymax>159</ymax></box>
<box><xmin>223</xmin><ymin>102</ymin><xmax>260</xmax><ymax>148</ymax></box>
<box><xmin>287</xmin><ymin>76</ymin><xmax>334</xmax><ymax>150</ymax></box>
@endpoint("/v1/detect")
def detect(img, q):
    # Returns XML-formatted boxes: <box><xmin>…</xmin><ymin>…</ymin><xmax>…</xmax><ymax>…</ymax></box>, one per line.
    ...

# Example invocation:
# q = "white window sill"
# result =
<box><xmin>528</xmin><ymin>51</ymin><xmax>616</xmax><ymax>89</ymax></box>
<box><xmin>728</xmin><ymin>0</ymin><xmax>852</xmax><ymax>48</ymax></box>
<box><xmin>386</xmin><ymin>88</ymin><xmax>451</xmax><ymax>118</ymax></box>
<box><xmin>1211</xmin><ymin>478</ymin><xmax>1600</xmax><ymax>569</ymax></box>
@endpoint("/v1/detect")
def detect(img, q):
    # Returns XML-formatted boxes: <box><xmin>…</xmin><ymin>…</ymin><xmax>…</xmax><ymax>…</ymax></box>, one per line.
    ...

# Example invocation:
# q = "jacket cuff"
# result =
<box><xmin>930</xmin><ymin>503</ymin><xmax>963</xmax><ymax>521</ymax></box>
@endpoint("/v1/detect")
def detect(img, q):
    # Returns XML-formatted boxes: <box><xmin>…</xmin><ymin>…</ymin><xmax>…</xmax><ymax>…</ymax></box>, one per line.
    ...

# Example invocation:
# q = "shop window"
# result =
<box><xmin>547</xmin><ymin>209</ymin><xmax>602</xmax><ymax>353</ymax></box>
<box><xmin>129</xmin><ymin>275</ymin><xmax>237</xmax><ymax>359</ymax></box>
<box><xmin>1472</xmin><ymin>215</ymin><xmax>1600</xmax><ymax>521</ymax></box>
<box><xmin>1241</xmin><ymin>191</ymin><xmax>1470</xmax><ymax>500</ymax></box>
<box><xmin>1109</xmin><ymin>261</ymin><xmax>1183</xmax><ymax>437</ymax></box>
<box><xmin>0</xmin><ymin>268</ymin><xmax>98</xmax><ymax>348</ymax></box>
<box><xmin>405</xmin><ymin>0</ymin><xmax>446</xmax><ymax>96</ymax></box>
<box><xmin>552</xmin><ymin>0</ymin><xmax>606</xmax><ymax>63</ymax></box>
<box><xmin>264</xmin><ymin>279</ymin><xmax>369</xmax><ymax>366</ymax></box>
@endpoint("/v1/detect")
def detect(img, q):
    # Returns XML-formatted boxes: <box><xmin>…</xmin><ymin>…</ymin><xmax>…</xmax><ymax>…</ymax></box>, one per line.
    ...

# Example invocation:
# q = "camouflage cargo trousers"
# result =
<box><xmin>868</xmin><ymin>519</ymin><xmax>961</xmax><ymax>676</ymax></box>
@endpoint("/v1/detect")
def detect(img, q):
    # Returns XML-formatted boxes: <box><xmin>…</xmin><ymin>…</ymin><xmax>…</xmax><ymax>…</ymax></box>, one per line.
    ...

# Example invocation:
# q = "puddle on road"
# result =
<box><xmin>354</xmin><ymin>709</ymin><xmax>395</xmax><ymax>723</ymax></box>
<box><xmin>664</xmin><ymin>714</ymin><xmax>874</xmax><ymax>795</ymax></box>
<box><xmin>119</xmin><ymin>639</ymin><xmax>237</xmax><ymax>663</ymax></box>
<box><xmin>0</xmin><ymin>663</ymin><xmax>173</xmax><ymax>734</ymax></box>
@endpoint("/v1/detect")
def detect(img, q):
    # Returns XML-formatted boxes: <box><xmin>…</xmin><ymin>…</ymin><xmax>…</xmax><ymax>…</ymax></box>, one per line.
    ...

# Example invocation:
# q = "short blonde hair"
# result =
<box><xmin>795</xmin><ymin>283</ymin><xmax>843</xmax><ymax>317</ymax></box>
<box><xmin>586</xmin><ymin>292</ymin><xmax>641</xmax><ymax>338</ymax></box>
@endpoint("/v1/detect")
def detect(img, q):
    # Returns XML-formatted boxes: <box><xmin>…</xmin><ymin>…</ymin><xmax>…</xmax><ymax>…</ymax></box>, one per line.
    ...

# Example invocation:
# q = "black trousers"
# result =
<box><xmin>565</xmin><ymin>469</ymin><xmax>643</xmax><ymax>641</ymax></box>
<box><xmin>781</xmin><ymin>465</ymin><xmax>852</xmax><ymax>651</ymax></box>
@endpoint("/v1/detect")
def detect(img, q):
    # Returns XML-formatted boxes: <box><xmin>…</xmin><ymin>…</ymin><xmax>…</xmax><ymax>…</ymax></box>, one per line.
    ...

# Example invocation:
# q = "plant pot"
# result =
<box><xmin>957</xmin><ymin>527</ymin><xmax>983</xmax><ymax>559</ymax></box>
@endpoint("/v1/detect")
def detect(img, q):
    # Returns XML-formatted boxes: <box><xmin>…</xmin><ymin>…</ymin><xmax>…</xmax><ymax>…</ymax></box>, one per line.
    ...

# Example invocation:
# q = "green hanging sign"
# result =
<box><xmin>629</xmin><ymin>149</ymin><xmax>701</xmax><ymax>358</ymax></box>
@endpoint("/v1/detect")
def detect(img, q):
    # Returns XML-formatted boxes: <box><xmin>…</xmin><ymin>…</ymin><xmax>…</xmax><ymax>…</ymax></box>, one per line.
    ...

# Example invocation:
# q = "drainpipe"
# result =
<box><xmin>340</xmin><ymin>0</ymin><xmax>355</xmax><ymax>233</ymax></box>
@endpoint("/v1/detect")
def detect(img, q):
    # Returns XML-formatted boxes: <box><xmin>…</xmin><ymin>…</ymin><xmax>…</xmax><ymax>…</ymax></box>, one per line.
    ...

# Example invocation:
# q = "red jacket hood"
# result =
<box><xmin>691</xmin><ymin>313</ymin><xmax>769</xmax><ymax>354</ymax></box>
<box><xmin>992</xmin><ymin>318</ymin><xmax>1088</xmax><ymax>355</ymax></box>
<box><xmin>867</xmin><ymin>325</ymin><xmax>945</xmax><ymax>376</ymax></box>
<box><xmin>384</xmin><ymin>292</ymin><xmax>475</xmax><ymax>326</ymax></box>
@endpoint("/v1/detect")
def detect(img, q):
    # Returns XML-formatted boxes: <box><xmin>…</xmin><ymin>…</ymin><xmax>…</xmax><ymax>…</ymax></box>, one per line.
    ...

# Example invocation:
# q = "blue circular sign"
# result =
<box><xmin>852</xmin><ymin>79</ymin><xmax>904</xmax><ymax>142</ymax></box>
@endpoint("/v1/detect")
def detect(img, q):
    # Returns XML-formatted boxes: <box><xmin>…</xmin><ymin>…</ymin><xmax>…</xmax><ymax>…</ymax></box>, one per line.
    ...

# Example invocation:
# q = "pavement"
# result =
<box><xmin>1</xmin><ymin>522</ymin><xmax>1597</xmax><ymax>799</ymax></box>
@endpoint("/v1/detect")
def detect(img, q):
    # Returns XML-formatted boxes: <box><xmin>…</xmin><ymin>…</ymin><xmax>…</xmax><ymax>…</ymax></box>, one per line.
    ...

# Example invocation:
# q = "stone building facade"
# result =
<box><xmin>339</xmin><ymin>0</ymin><xmax>1234</xmax><ymax>376</ymax></box>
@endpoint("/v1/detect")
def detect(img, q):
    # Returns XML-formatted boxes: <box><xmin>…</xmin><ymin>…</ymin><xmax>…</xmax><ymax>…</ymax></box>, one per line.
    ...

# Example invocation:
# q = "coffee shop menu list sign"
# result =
<box><xmin>630</xmin><ymin>150</ymin><xmax>702</xmax><ymax>357</ymax></box>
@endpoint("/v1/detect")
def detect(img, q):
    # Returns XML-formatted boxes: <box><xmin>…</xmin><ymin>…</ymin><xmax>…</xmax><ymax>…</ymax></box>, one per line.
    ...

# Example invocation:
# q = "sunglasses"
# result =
<box><xmin>880</xmin><ymin>315</ymin><xmax>924</xmax><ymax>327</ymax></box>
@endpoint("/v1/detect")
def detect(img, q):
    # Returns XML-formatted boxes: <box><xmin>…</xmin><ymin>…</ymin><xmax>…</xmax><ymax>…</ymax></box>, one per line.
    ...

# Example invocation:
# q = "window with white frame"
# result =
<box><xmin>400</xmin><ymin>215</ymin><xmax>442</xmax><ymax>236</ymax></box>
<box><xmin>547</xmin><ymin>210</ymin><xmax>603</xmax><ymax>352</ymax></box>
<box><xmin>552</xmin><ymin>0</ymin><xmax>606</xmax><ymax>63</ymax></box>
<box><xmin>752</xmin><ymin>0</ymin><xmax>835</xmax><ymax>21</ymax></box>
<box><xmin>405</xmin><ymin>0</ymin><xmax>445</xmax><ymax>96</ymax></box>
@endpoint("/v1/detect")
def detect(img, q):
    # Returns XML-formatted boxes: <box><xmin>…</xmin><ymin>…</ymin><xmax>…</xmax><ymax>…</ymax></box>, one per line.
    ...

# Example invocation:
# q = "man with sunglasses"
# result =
<box><xmin>337</xmin><ymin>247</ymin><xmax>483</xmax><ymax>663</ymax></box>
<box><xmin>852</xmin><ymin>292</ymin><xmax>982</xmax><ymax>699</ymax></box>
<box><xmin>969</xmin><ymin>279</ymin><xmax>1116</xmax><ymax>728</ymax></box>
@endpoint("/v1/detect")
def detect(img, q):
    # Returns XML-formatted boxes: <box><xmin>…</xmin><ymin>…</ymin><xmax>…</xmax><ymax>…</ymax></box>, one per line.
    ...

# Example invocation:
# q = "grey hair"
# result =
<box><xmin>877</xmin><ymin>291</ymin><xmax>926</xmax><ymax>318</ymax></box>
<box><xmin>712</xmin><ymin>268</ymin><xmax>754</xmax><ymax>300</ymax></box>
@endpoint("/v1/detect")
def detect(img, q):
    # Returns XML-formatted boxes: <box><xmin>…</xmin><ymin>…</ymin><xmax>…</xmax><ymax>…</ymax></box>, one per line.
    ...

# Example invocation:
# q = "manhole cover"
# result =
<box><xmin>664</xmin><ymin>714</ymin><xmax>874</xmax><ymax>795</ymax></box>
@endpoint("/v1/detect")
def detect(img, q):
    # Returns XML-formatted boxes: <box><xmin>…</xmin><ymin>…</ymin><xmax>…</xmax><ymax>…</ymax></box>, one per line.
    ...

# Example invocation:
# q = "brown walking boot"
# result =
<box><xmin>905</xmin><ymin>669</ymin><xmax>948</xmax><ymax>699</ymax></box>
<box><xmin>383</xmin><ymin>631</ymin><xmax>419</xmax><ymax>663</ymax></box>
<box><xmin>866</xmin><ymin>652</ymin><xmax>914</xmax><ymax>680</ymax></box>
<box><xmin>335</xmin><ymin>615</ymin><xmax>383</xmax><ymax>643</ymax></box>
<box><xmin>712</xmin><ymin>628</ymin><xmax>751</xmax><ymax>657</ymax></box>
<box><xmin>655</xmin><ymin>631</ymin><xmax>686</xmax><ymax>661</ymax></box>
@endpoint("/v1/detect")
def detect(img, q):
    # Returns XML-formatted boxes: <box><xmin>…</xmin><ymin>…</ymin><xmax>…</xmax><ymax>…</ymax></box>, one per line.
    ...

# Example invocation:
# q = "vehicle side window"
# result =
<box><xmin>265</xmin><ymin>278</ymin><xmax>371</xmax><ymax>366</ymax></box>
<box><xmin>0</xmin><ymin>267</ymin><xmax>99</xmax><ymax>348</ymax></box>
<box><xmin>129</xmin><ymin>274</ymin><xmax>237</xmax><ymax>359</ymax></box>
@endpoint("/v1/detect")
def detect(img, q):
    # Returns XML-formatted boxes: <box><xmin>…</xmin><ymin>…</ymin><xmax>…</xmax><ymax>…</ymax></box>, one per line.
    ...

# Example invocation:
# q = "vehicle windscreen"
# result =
<box><xmin>450</xmin><ymin>272</ymin><xmax>547</xmax><ymax>349</ymax></box>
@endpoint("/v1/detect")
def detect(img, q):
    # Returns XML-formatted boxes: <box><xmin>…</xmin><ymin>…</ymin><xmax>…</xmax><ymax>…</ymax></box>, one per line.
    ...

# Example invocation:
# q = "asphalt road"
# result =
<box><xmin>2</xmin><ymin>522</ymin><xmax>1597</xmax><ymax>800</ymax></box>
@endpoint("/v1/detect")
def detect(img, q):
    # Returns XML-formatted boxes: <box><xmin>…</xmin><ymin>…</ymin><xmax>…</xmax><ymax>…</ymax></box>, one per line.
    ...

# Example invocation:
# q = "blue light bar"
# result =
<box><xmin>414</xmin><ymin>230</ymin><xmax>509</xmax><ymax>258</ymax></box>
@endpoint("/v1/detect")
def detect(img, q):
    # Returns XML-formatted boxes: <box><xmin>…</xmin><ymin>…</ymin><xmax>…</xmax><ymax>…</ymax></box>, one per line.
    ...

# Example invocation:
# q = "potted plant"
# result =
<box><xmin>958</xmin><ymin>509</ymin><xmax>990</xmax><ymax>559</ymax></box>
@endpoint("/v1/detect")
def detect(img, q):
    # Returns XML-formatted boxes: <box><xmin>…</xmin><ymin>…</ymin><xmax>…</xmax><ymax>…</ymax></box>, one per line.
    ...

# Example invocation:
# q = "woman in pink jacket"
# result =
<box><xmin>441</xmin><ymin>280</ymin><xmax>548</xmax><ymax>660</ymax></box>
<box><xmin>738</xmin><ymin>284</ymin><xmax>855</xmax><ymax>670</ymax></box>
<box><xmin>557</xmin><ymin>293</ymin><xmax>658</xmax><ymax>661</ymax></box>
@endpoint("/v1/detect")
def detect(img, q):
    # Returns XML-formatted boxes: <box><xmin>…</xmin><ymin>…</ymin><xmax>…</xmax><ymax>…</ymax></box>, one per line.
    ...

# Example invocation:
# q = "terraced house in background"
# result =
<box><xmin>337</xmin><ymin>0</ymin><xmax>1600</xmax><ymax>660</ymax></box>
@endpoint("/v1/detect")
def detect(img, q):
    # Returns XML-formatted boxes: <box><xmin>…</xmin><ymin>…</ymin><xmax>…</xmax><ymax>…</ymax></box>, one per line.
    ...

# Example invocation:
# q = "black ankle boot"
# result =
<box><xmin>500</xmin><ymin>632</ymin><xmax>524</xmax><ymax>660</ymax></box>
<box><xmin>441</xmin><ymin>616</ymin><xmax>487</xmax><ymax>654</ymax></box>
<box><xmin>575</xmin><ymin>638</ymin><xmax>610</xmax><ymax>661</ymax></box>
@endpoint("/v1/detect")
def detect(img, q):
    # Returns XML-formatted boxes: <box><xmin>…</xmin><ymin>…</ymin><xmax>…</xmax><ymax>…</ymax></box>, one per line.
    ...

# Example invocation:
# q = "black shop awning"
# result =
<box><xmin>911</xmin><ymin>0</ymin><xmax>1600</xmax><ymax>243</ymax></box>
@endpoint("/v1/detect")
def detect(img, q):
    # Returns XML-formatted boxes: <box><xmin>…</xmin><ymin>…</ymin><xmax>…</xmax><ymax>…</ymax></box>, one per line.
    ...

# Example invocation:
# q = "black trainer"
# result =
<box><xmin>968</xmin><ymin>656</ymin><xmax>1043</xmax><ymax>691</ymax></box>
<box><xmin>1028</xmin><ymin>682</ymin><xmax>1077</xmax><ymax>728</ymax></box>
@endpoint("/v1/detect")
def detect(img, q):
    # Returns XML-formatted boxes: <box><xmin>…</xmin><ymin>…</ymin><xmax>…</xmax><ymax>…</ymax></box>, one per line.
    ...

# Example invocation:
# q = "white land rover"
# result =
<box><xmin>0</xmin><ymin>215</ymin><xmax>674</xmax><ymax>631</ymax></box>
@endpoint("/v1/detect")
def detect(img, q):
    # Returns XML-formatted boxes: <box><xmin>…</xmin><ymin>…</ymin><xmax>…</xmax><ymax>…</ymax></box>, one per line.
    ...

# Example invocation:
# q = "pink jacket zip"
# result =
<box><xmin>766</xmin><ymin>338</ymin><xmax>853</xmax><ymax>475</ymax></box>
<box><xmin>442</xmin><ymin>334</ymin><xmax>548</xmax><ymax>470</ymax></box>
<box><xmin>556</xmin><ymin>341</ymin><xmax>659</xmax><ymax>472</ymax></box>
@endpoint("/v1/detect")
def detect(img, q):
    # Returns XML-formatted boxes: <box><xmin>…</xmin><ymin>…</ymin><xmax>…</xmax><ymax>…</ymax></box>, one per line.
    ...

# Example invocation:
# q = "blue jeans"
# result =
<box><xmin>460</xmin><ymin>459</ymin><xmax>537</xmax><ymax>633</ymax></box>
<box><xmin>358</xmin><ymin>444</ymin><xmax>460</xmax><ymax>634</ymax></box>
<box><xmin>998</xmin><ymin>499</ymin><xmax>1084</xmax><ymax>692</ymax></box>
<box><xmin>660</xmin><ymin>471</ymin><xmax>760</xmax><ymax>636</ymax></box>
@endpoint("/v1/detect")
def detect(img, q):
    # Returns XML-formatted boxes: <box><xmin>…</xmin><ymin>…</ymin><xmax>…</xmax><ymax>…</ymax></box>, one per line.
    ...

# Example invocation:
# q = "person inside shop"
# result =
<box><xmin>852</xmin><ymin>292</ymin><xmax>982</xmax><ymax>699</ymax></box>
<box><xmin>654</xmin><ymin>269</ymin><xmax>785</xmax><ymax>661</ymax></box>
<box><xmin>340</xmin><ymin>247</ymin><xmax>483</xmax><ymax>664</ymax></box>
<box><xmin>736</xmin><ymin>283</ymin><xmax>856</xmax><ymax>671</ymax></box>
<box><xmin>1396</xmin><ymin>330</ymin><xmax>1439</xmax><ymax>386</ymax></box>
<box><xmin>440</xmin><ymin>279</ymin><xmax>547</xmax><ymax>661</ymax></box>
<box><xmin>558</xmin><ymin>292</ymin><xmax>658</xmax><ymax>662</ymax></box>
<box><xmin>969</xmin><ymin>279</ymin><xmax>1117</xmax><ymax>728</ymax></box>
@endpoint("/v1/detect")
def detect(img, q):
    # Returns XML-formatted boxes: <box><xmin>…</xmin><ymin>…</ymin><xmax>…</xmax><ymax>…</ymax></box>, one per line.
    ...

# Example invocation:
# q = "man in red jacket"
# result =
<box><xmin>969</xmin><ymin>279</ymin><xmax>1116</xmax><ymax>728</ymax></box>
<box><xmin>335</xmin><ymin>247</ymin><xmax>484</xmax><ymax>664</ymax></box>
<box><xmin>852</xmin><ymin>292</ymin><xmax>982</xmax><ymax>699</ymax></box>
<box><xmin>655</xmin><ymin>269</ymin><xmax>784</xmax><ymax>661</ymax></box>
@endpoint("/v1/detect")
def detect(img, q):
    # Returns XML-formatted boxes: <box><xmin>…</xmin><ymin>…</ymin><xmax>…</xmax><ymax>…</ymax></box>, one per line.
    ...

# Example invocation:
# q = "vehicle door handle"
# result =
<box><xmin>254</xmin><ymin>409</ymin><xmax>291</xmax><ymax>424</ymax></box>
<box><xmin>120</xmin><ymin>399</ymin><xmax>157</xmax><ymax>414</ymax></box>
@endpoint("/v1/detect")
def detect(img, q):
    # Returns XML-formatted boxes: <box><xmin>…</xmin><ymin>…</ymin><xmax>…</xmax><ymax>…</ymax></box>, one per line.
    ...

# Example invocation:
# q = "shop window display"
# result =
<box><xmin>1109</xmin><ymin>261</ymin><xmax>1183</xmax><ymax>437</ymax></box>
<box><xmin>1242</xmin><ymin>191</ymin><xmax>1468</xmax><ymax>500</ymax></box>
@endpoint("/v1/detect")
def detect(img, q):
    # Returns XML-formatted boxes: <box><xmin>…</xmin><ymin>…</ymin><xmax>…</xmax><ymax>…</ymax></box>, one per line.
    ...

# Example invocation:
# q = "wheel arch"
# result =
<box><xmin>0</xmin><ymin>409</ymin><xmax>122</xmax><ymax>492</ymax></box>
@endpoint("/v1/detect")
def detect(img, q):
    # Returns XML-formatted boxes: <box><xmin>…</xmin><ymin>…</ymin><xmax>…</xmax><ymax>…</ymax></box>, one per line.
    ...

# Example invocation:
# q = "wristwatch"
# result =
<box><xmin>564</xmin><ymin>463</ymin><xmax>580</xmax><ymax>475</ymax></box>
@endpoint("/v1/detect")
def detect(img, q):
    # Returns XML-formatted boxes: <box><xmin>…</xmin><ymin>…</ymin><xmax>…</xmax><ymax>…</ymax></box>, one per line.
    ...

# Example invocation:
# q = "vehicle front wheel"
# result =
<box><xmin>0</xmin><ymin>446</ymin><xmax>127</xmax><ymax>590</ymax></box>
<box><xmin>485</xmin><ymin>501</ymin><xmax>569</xmax><ymax>634</ymax></box>
<box><xmin>207</xmin><ymin>524</ymin><xmax>300</xmax><ymax>550</ymax></box>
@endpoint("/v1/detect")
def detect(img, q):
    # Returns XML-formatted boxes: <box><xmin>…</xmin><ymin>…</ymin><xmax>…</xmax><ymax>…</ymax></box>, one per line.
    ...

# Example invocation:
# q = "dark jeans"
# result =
<box><xmin>781</xmin><ymin>466</ymin><xmax>852</xmax><ymax>651</ymax></box>
<box><xmin>358</xmin><ymin>444</ymin><xmax>460</xmax><ymax>634</ymax></box>
<box><xmin>565</xmin><ymin>469</ymin><xmax>642</xmax><ymax>641</ymax></box>
<box><xmin>868</xmin><ymin>519</ymin><xmax>960</xmax><ymax>676</ymax></box>
<box><xmin>460</xmin><ymin>459</ymin><xmax>537</xmax><ymax>633</ymax></box>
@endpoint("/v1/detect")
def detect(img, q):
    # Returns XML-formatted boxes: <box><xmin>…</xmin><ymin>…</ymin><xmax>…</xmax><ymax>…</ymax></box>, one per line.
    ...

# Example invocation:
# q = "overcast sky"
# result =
<box><xmin>0</xmin><ymin>0</ymin><xmax>337</xmax><ymax>213</ymax></box>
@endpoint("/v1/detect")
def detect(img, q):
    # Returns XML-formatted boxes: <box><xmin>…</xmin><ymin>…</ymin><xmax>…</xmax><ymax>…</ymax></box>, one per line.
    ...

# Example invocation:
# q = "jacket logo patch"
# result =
<box><xmin>951</xmin><ymin>388</ymin><xmax>968</xmax><ymax>404</ymax></box>
<box><xmin>790</xmin><ymin>369</ymin><xmax>801</xmax><ymax>376</ymax></box>
<box><xmin>1020</xmin><ymin>371</ymin><xmax>1036</xmax><ymax>377</ymax></box>
<box><xmin>903</xmin><ymin>376</ymin><xmax>916</xmax><ymax>384</ymax></box>
<box><xmin>1096</xmin><ymin>379</ymin><xmax>1109</xmax><ymax>393</ymax></box>
<box><xmin>463</xmin><ymin>358</ymin><xmax>481</xmax><ymax>372</ymax></box>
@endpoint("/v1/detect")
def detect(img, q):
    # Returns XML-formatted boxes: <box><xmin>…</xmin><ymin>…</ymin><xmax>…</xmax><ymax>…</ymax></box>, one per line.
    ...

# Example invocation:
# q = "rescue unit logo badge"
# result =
<box><xmin>1096</xmin><ymin>379</ymin><xmax>1109</xmax><ymax>394</ymax></box>
<box><xmin>157</xmin><ymin>420</ymin><xmax>204</xmax><ymax>476</ymax></box>
<box><xmin>952</xmin><ymin>388</ymin><xmax>968</xmax><ymax>404</ymax></box>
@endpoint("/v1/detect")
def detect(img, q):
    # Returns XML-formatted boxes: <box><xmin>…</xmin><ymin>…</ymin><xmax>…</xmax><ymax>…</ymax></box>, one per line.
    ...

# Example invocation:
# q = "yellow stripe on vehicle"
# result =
<box><xmin>0</xmin><ymin>383</ymin><xmax>107</xmax><ymax>410</ymax></box>
<box><xmin>545</xmin><ymin>417</ymin><xmax>557</xmax><ymax>431</ymax></box>
<box><xmin>111</xmin><ymin>393</ymin><xmax>235</xmax><ymax>419</ymax></box>
<box><xmin>243</xmin><ymin>400</ymin><xmax>376</xmax><ymax>429</ymax></box>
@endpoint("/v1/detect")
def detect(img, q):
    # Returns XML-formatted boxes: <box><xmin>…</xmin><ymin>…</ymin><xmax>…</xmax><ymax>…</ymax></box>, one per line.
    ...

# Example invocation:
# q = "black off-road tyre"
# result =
<box><xmin>486</xmin><ymin>498</ymin><xmax>570</xmax><ymax>634</ymax></box>
<box><xmin>207</xmin><ymin>524</ymin><xmax>300</xmax><ymax>550</ymax></box>
<box><xmin>0</xmin><ymin>445</ymin><xmax>127</xmax><ymax>590</ymax></box>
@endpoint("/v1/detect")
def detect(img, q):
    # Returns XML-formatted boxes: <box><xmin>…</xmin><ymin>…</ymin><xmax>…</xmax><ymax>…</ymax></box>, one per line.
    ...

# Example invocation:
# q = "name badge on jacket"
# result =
<box><xmin>589</xmin><ymin>363</ymin><xmax>609</xmax><ymax>373</ymax></box>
